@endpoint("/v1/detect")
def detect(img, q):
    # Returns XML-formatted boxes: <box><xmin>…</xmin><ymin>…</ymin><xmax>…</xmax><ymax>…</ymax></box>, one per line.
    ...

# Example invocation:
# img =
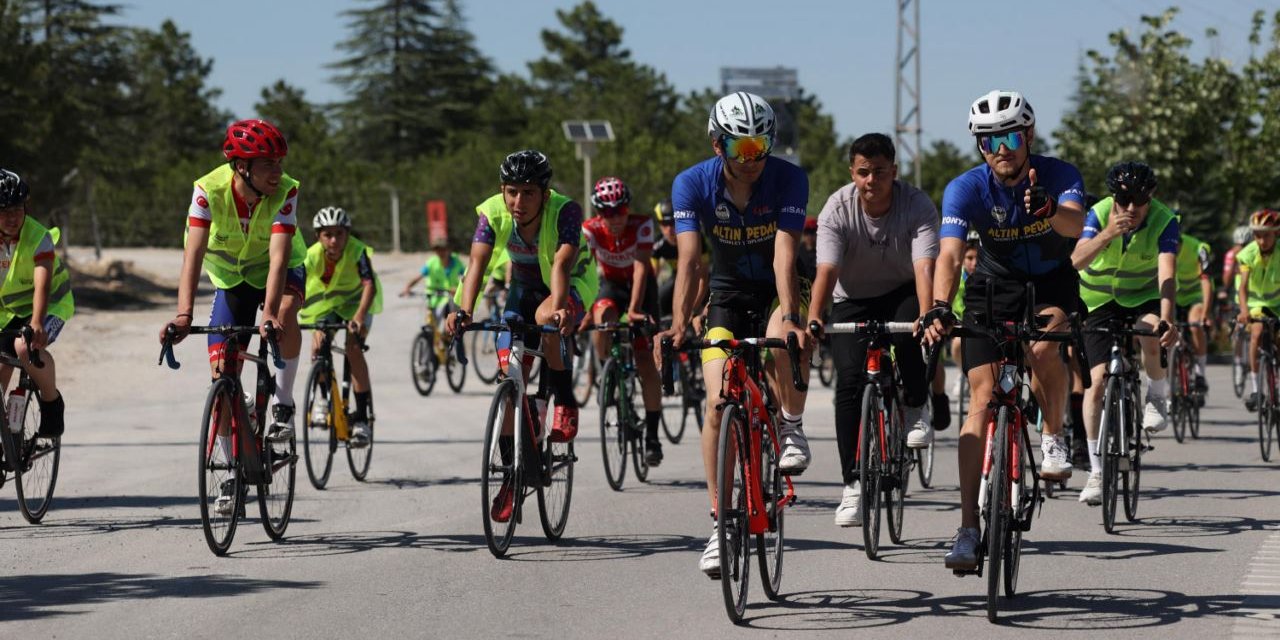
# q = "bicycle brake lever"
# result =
<box><xmin>786</xmin><ymin>332</ymin><xmax>808</xmax><ymax>393</ymax></box>
<box><xmin>660</xmin><ymin>337</ymin><xmax>675</xmax><ymax>396</ymax></box>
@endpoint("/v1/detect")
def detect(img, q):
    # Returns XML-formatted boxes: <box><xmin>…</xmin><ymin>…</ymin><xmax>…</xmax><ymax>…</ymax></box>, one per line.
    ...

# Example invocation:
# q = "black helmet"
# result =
<box><xmin>0</xmin><ymin>169</ymin><xmax>29</xmax><ymax>209</ymax></box>
<box><xmin>500</xmin><ymin>150</ymin><xmax>552</xmax><ymax>188</ymax></box>
<box><xmin>1105</xmin><ymin>161</ymin><xmax>1157</xmax><ymax>197</ymax></box>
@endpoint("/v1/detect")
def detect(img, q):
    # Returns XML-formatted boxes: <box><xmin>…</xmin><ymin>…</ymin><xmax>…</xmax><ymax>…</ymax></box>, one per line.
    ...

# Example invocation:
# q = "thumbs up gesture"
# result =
<box><xmin>1024</xmin><ymin>168</ymin><xmax>1057</xmax><ymax>219</ymax></box>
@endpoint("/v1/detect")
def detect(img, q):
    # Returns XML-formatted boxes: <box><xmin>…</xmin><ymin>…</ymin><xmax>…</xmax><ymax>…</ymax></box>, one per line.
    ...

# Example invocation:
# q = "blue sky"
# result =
<box><xmin>116</xmin><ymin>0</ymin><xmax>1269</xmax><ymax>151</ymax></box>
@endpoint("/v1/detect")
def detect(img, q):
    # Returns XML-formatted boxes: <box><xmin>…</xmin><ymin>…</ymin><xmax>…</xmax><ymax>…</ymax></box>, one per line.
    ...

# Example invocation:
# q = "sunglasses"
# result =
<box><xmin>977</xmin><ymin>130</ymin><xmax>1026</xmax><ymax>155</ymax></box>
<box><xmin>721</xmin><ymin>134</ymin><xmax>773</xmax><ymax>163</ymax></box>
<box><xmin>1113</xmin><ymin>191</ymin><xmax>1152</xmax><ymax>207</ymax></box>
<box><xmin>597</xmin><ymin>203</ymin><xmax>629</xmax><ymax>218</ymax></box>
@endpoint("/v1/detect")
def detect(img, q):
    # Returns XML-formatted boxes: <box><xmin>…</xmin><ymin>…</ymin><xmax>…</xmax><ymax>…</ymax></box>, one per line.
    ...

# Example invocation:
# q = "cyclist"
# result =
<box><xmin>922</xmin><ymin>90</ymin><xmax>1087</xmax><ymax>570</ymax></box>
<box><xmin>1174</xmin><ymin>227</ymin><xmax>1213</xmax><ymax>396</ymax></box>
<box><xmin>1238</xmin><ymin>209</ymin><xmax>1280</xmax><ymax>412</ymax></box>
<box><xmin>1070</xmin><ymin>161</ymin><xmax>1178</xmax><ymax>505</ymax></box>
<box><xmin>400</xmin><ymin>237</ymin><xmax>464</xmax><ymax>325</ymax></box>
<box><xmin>1222</xmin><ymin>224</ymin><xmax>1251</xmax><ymax>304</ymax></box>
<box><xmin>806</xmin><ymin>133</ymin><xmax>938</xmax><ymax>528</ymax></box>
<box><xmin>445</xmin><ymin>150</ymin><xmax>598</xmax><ymax>523</ymax></box>
<box><xmin>0</xmin><ymin>169</ymin><xmax>72</xmax><ymax>438</ymax></box>
<box><xmin>652</xmin><ymin>199</ymin><xmax>709</xmax><ymax>320</ymax></box>
<box><xmin>654</xmin><ymin>91</ymin><xmax>811</xmax><ymax>576</ymax></box>
<box><xmin>582</xmin><ymin>176</ymin><xmax>665</xmax><ymax>466</ymax></box>
<box><xmin>298</xmin><ymin>207</ymin><xmax>382</xmax><ymax>447</ymax></box>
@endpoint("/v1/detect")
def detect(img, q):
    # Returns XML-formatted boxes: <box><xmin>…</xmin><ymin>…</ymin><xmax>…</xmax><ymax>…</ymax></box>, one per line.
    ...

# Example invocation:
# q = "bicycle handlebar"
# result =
<box><xmin>450</xmin><ymin>315</ymin><xmax>567</xmax><ymax>367</ymax></box>
<box><xmin>660</xmin><ymin>331</ymin><xmax>807</xmax><ymax>396</ymax></box>
<box><xmin>817</xmin><ymin>320</ymin><xmax>916</xmax><ymax>336</ymax></box>
<box><xmin>299</xmin><ymin>322</ymin><xmax>370</xmax><ymax>352</ymax></box>
<box><xmin>1081</xmin><ymin>320</ymin><xmax>1169</xmax><ymax>370</ymax></box>
<box><xmin>925</xmin><ymin>314</ymin><xmax>1094</xmax><ymax>390</ymax></box>
<box><xmin>158</xmin><ymin>323</ymin><xmax>284</xmax><ymax>370</ymax></box>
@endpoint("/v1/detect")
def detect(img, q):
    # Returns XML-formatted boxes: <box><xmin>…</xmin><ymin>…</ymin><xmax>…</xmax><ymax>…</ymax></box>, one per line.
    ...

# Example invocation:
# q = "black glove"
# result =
<box><xmin>920</xmin><ymin>302</ymin><xmax>957</xmax><ymax>333</ymax></box>
<box><xmin>1027</xmin><ymin>183</ymin><xmax>1058</xmax><ymax>219</ymax></box>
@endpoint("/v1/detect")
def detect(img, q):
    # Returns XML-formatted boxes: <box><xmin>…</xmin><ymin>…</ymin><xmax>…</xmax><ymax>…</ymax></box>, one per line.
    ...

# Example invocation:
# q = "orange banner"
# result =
<box><xmin>427</xmin><ymin>200</ymin><xmax>447</xmax><ymax>245</ymax></box>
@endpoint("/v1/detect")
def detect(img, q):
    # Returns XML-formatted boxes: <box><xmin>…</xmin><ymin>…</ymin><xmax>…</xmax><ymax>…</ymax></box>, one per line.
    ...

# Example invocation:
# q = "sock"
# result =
<box><xmin>645</xmin><ymin>410</ymin><xmax>661</xmax><ymax>440</ymax></box>
<box><xmin>1088</xmin><ymin>439</ymin><xmax>1102</xmax><ymax>474</ymax></box>
<box><xmin>780</xmin><ymin>408</ymin><xmax>802</xmax><ymax>426</ymax></box>
<box><xmin>1070</xmin><ymin>393</ymin><xmax>1085</xmax><ymax>438</ymax></box>
<box><xmin>354</xmin><ymin>391</ymin><xmax>371</xmax><ymax>420</ymax></box>
<box><xmin>1196</xmin><ymin>355</ymin><xmax>1207</xmax><ymax>375</ymax></box>
<box><xmin>274</xmin><ymin>356</ymin><xmax>299</xmax><ymax>407</ymax></box>
<box><xmin>1252</xmin><ymin>372</ymin><xmax>1259</xmax><ymax>393</ymax></box>
<box><xmin>1148</xmin><ymin>378</ymin><xmax>1169</xmax><ymax>398</ymax></box>
<box><xmin>550</xmin><ymin>366</ymin><xmax>574</xmax><ymax>407</ymax></box>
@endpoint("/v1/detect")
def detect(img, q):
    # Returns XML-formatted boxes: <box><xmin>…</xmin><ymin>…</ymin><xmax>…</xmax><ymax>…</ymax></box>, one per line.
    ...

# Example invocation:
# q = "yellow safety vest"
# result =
<box><xmin>188</xmin><ymin>164</ymin><xmax>306</xmax><ymax>289</ymax></box>
<box><xmin>1239</xmin><ymin>240</ymin><xmax>1280</xmax><ymax>313</ymax></box>
<box><xmin>1078</xmin><ymin>197</ymin><xmax>1175</xmax><ymax>312</ymax></box>
<box><xmin>0</xmin><ymin>217</ymin><xmax>74</xmax><ymax>326</ymax></box>
<box><xmin>298</xmin><ymin>237</ymin><xmax>383</xmax><ymax>323</ymax></box>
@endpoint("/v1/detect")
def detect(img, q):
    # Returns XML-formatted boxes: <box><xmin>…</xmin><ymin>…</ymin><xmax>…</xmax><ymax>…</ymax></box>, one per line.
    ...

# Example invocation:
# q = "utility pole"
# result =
<box><xmin>895</xmin><ymin>0</ymin><xmax>923</xmax><ymax>187</ymax></box>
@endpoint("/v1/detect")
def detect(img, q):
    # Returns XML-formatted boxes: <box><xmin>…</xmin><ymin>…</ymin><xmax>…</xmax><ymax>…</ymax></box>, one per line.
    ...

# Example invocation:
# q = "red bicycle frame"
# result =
<box><xmin>719</xmin><ymin>344</ymin><xmax>796</xmax><ymax>536</ymax></box>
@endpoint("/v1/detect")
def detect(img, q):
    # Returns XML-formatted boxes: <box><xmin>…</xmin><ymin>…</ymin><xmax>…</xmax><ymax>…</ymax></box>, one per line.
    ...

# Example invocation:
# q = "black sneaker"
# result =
<box><xmin>930</xmin><ymin>393</ymin><xmax>951</xmax><ymax>431</ymax></box>
<box><xmin>267</xmin><ymin>403</ymin><xmax>295</xmax><ymax>443</ymax></box>
<box><xmin>645</xmin><ymin>438</ymin><xmax>664</xmax><ymax>467</ymax></box>
<box><xmin>36</xmin><ymin>393</ymin><xmax>65</xmax><ymax>438</ymax></box>
<box><xmin>1246</xmin><ymin>392</ymin><xmax>1259</xmax><ymax>413</ymax></box>
<box><xmin>1195</xmin><ymin>375</ymin><xmax>1208</xmax><ymax>393</ymax></box>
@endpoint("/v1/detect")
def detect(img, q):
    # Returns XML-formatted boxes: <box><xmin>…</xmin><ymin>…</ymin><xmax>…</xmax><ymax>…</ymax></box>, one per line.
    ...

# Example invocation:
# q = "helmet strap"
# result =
<box><xmin>232</xmin><ymin>159</ymin><xmax>267</xmax><ymax>201</ymax></box>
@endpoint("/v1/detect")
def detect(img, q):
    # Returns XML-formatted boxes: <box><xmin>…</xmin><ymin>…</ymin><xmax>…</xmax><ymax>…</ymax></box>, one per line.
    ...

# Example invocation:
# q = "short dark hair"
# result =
<box><xmin>848</xmin><ymin>133</ymin><xmax>896</xmax><ymax>164</ymax></box>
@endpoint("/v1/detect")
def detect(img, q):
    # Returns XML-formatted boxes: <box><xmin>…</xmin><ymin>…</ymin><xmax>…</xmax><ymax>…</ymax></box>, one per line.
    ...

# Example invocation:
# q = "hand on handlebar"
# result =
<box><xmin>161</xmin><ymin>314</ymin><xmax>192</xmax><ymax>345</ymax></box>
<box><xmin>445</xmin><ymin>310</ymin><xmax>468</xmax><ymax>337</ymax></box>
<box><xmin>1158</xmin><ymin>321</ymin><xmax>1178</xmax><ymax>349</ymax></box>
<box><xmin>918</xmin><ymin>303</ymin><xmax>956</xmax><ymax>346</ymax></box>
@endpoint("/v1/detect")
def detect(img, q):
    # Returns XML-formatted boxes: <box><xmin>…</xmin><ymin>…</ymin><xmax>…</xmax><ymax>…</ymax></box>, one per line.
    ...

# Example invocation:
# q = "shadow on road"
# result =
<box><xmin>739</xmin><ymin>587</ymin><xmax>1278</xmax><ymax>631</ymax></box>
<box><xmin>0</xmin><ymin>571</ymin><xmax>322</xmax><ymax>622</ymax></box>
<box><xmin>1109</xmin><ymin>514</ymin><xmax>1277</xmax><ymax>538</ymax></box>
<box><xmin>230</xmin><ymin>530</ymin><xmax>708</xmax><ymax>561</ymax></box>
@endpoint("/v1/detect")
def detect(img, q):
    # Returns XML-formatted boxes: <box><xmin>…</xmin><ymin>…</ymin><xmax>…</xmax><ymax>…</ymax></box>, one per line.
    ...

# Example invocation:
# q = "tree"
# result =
<box><xmin>902</xmin><ymin>139</ymin><xmax>978</xmax><ymax>209</ymax></box>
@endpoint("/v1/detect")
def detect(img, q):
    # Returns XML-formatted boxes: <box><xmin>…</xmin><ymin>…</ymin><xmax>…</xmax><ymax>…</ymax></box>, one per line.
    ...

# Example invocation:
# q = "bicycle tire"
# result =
<box><xmin>1170</xmin><ymin>350</ymin><xmax>1187</xmax><ymax>444</ymax></box>
<box><xmin>681</xmin><ymin>358</ymin><xmax>705</xmax><ymax>436</ymax></box>
<box><xmin>757</xmin><ymin>415</ymin><xmax>785</xmax><ymax>601</ymax></box>
<box><xmin>198</xmin><ymin>379</ymin><xmax>241</xmax><ymax>556</ymax></box>
<box><xmin>597</xmin><ymin>359</ymin><xmax>627</xmax><ymax>491</ymax></box>
<box><xmin>482</xmin><ymin>379</ymin><xmax>521</xmax><ymax>558</ymax></box>
<box><xmin>13</xmin><ymin>390</ymin><xmax>58</xmax><ymax>524</ymax></box>
<box><xmin>258</xmin><ymin>415</ymin><xmax>297</xmax><ymax>541</ymax></box>
<box><xmin>628</xmin><ymin>374</ymin><xmax>650</xmax><ymax>483</ymax></box>
<box><xmin>662</xmin><ymin>371</ymin><xmax>685</xmax><ymax>444</ymax></box>
<box><xmin>1261</xmin><ymin>355</ymin><xmax>1275</xmax><ymax>462</ymax></box>
<box><xmin>1004</xmin><ymin>419</ymin><xmax>1031</xmax><ymax>599</ymax></box>
<box><xmin>471</xmin><ymin>325</ymin><xmax>501</xmax><ymax>385</ymax></box>
<box><xmin>445</xmin><ymin>340</ymin><xmax>467</xmax><ymax>393</ymax></box>
<box><xmin>1189</xmin><ymin>397</ymin><xmax>1201</xmax><ymax>439</ymax></box>
<box><xmin>411</xmin><ymin>331</ymin><xmax>437</xmax><ymax>396</ymax></box>
<box><xmin>916</xmin><ymin>439</ymin><xmax>934</xmax><ymax>488</ymax></box>
<box><xmin>572</xmin><ymin>334</ymin><xmax>594</xmax><ymax>407</ymax></box>
<box><xmin>301</xmin><ymin>364</ymin><xmax>335</xmax><ymax>489</ymax></box>
<box><xmin>537</xmin><ymin>438</ymin><xmax>575</xmax><ymax>541</ymax></box>
<box><xmin>1233</xmin><ymin>327</ymin><xmax>1247</xmax><ymax>398</ymax></box>
<box><xmin>1101</xmin><ymin>375</ymin><xmax>1123</xmax><ymax>533</ymax></box>
<box><xmin>818</xmin><ymin>345</ymin><xmax>835</xmax><ymax>388</ymax></box>
<box><xmin>859</xmin><ymin>383</ymin><xmax>883</xmax><ymax>560</ymax></box>
<box><xmin>717</xmin><ymin>402</ymin><xmax>751</xmax><ymax>623</ymax></box>
<box><xmin>986</xmin><ymin>405</ymin><xmax>1011</xmax><ymax>622</ymax></box>
<box><xmin>886</xmin><ymin>394</ymin><xmax>909</xmax><ymax>545</ymax></box>
<box><xmin>346</xmin><ymin>397</ymin><xmax>374</xmax><ymax>481</ymax></box>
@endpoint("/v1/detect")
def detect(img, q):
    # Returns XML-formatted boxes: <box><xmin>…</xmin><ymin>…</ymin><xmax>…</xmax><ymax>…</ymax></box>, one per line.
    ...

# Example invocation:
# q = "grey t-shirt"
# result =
<box><xmin>816</xmin><ymin>180</ymin><xmax>939</xmax><ymax>302</ymax></box>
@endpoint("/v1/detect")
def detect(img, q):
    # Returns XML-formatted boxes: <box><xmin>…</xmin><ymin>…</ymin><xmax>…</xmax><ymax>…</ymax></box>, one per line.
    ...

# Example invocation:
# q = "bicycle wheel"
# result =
<box><xmin>1233</xmin><ymin>328</ymin><xmax>1247</xmax><ymax>398</ymax></box>
<box><xmin>916</xmin><ymin>437</ymin><xmax>935</xmax><ymax>488</ymax></box>
<box><xmin>346</xmin><ymin>398</ymin><xmax>374</xmax><ymax>481</ymax></box>
<box><xmin>411</xmin><ymin>330</ymin><xmax>437</xmax><ymax>396</ymax></box>
<box><xmin>757</xmin><ymin>416</ymin><xmax>785</xmax><ymax>601</ymax></box>
<box><xmin>680</xmin><ymin>357</ymin><xmax>705</xmax><ymax>436</ymax></box>
<box><xmin>1004</xmin><ymin>421</ymin><xmax>1031</xmax><ymax>599</ymax></box>
<box><xmin>445</xmin><ymin>337</ymin><xmax>467</xmax><ymax>393</ymax></box>
<box><xmin>572</xmin><ymin>334</ymin><xmax>594</xmax><ymax>407</ymax></box>
<box><xmin>1261</xmin><ymin>356</ymin><xmax>1274</xmax><ymax>462</ymax></box>
<box><xmin>471</xmin><ymin>321</ymin><xmax>501</xmax><ymax>385</ymax></box>
<box><xmin>482</xmin><ymin>379</ymin><xmax>521</xmax><ymax>558</ymax></box>
<box><xmin>818</xmin><ymin>345</ymin><xmax>835</xmax><ymax>388</ymax></box>
<box><xmin>14</xmin><ymin>386</ymin><xmax>59</xmax><ymax>524</ymax></box>
<box><xmin>886</xmin><ymin>396</ymin><xmax>909</xmax><ymax>545</ymax></box>
<box><xmin>1189</xmin><ymin>397</ymin><xmax>1201</xmax><ymax>439</ymax></box>
<box><xmin>597</xmin><ymin>360</ymin><xmax>628</xmax><ymax>490</ymax></box>
<box><xmin>662</xmin><ymin>369</ymin><xmax>685</xmax><ymax>444</ymax></box>
<box><xmin>858</xmin><ymin>383</ymin><xmax>883</xmax><ymax>560</ymax></box>
<box><xmin>1170</xmin><ymin>351</ymin><xmax>1187</xmax><ymax>444</ymax></box>
<box><xmin>301</xmin><ymin>364</ymin><xmax>335</xmax><ymax>490</ymax></box>
<box><xmin>198</xmin><ymin>379</ymin><xmax>241</xmax><ymax>556</ymax></box>
<box><xmin>1100</xmin><ymin>376</ymin><xmax>1122</xmax><ymax>534</ymax></box>
<box><xmin>717</xmin><ymin>402</ymin><xmax>751</xmax><ymax>623</ymax></box>
<box><xmin>986</xmin><ymin>406</ymin><xmax>1011</xmax><ymax>622</ymax></box>
<box><xmin>537</xmin><ymin>437</ymin><xmax>575</xmax><ymax>541</ymax></box>
<box><xmin>258</xmin><ymin>416</ymin><xmax>297</xmax><ymax>541</ymax></box>
<box><xmin>1122</xmin><ymin>413</ymin><xmax>1142</xmax><ymax>523</ymax></box>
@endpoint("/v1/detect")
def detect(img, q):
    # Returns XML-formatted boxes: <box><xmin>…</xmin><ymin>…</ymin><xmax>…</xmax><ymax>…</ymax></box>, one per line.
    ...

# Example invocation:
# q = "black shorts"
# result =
<box><xmin>1083</xmin><ymin>299</ymin><xmax>1160</xmax><ymax>369</ymax></box>
<box><xmin>961</xmin><ymin>267</ymin><xmax>1079</xmax><ymax>371</ymax></box>
<box><xmin>705</xmin><ymin>289</ymin><xmax>773</xmax><ymax>338</ymax></box>
<box><xmin>593</xmin><ymin>274</ymin><xmax>660</xmax><ymax>321</ymax></box>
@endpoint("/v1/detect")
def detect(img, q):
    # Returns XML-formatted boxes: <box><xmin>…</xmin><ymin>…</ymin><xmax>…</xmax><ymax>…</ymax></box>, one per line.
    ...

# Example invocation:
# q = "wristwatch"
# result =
<box><xmin>782</xmin><ymin>313</ymin><xmax>802</xmax><ymax>324</ymax></box>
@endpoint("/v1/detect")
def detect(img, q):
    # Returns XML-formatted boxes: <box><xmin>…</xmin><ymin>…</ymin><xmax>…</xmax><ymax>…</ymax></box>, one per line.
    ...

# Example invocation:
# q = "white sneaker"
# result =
<box><xmin>1078</xmin><ymin>472</ymin><xmax>1102</xmax><ymax>506</ymax></box>
<box><xmin>309</xmin><ymin>396</ymin><xmax>329</xmax><ymax>426</ymax></box>
<box><xmin>834</xmin><ymin>482</ymin><xmax>862</xmax><ymax>527</ymax></box>
<box><xmin>212</xmin><ymin>480</ymin><xmax>238</xmax><ymax>516</ymax></box>
<box><xmin>944</xmin><ymin>527</ymin><xmax>981</xmax><ymax>570</ymax></box>
<box><xmin>267</xmin><ymin>403</ymin><xmax>296</xmax><ymax>443</ymax></box>
<box><xmin>1040</xmin><ymin>435</ymin><xmax>1073</xmax><ymax>480</ymax></box>
<box><xmin>699</xmin><ymin>525</ymin><xmax>735</xmax><ymax>579</ymax></box>
<box><xmin>1142</xmin><ymin>394</ymin><xmax>1168</xmax><ymax>433</ymax></box>
<box><xmin>779</xmin><ymin>421</ymin><xmax>810</xmax><ymax>474</ymax></box>
<box><xmin>349</xmin><ymin>419</ymin><xmax>371</xmax><ymax>448</ymax></box>
<box><xmin>905</xmin><ymin>405</ymin><xmax>933</xmax><ymax>448</ymax></box>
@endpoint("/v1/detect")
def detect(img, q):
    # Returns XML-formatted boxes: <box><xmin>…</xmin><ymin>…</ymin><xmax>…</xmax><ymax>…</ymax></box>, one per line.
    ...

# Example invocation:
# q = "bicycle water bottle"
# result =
<box><xmin>6</xmin><ymin>388</ymin><xmax>26</xmax><ymax>434</ymax></box>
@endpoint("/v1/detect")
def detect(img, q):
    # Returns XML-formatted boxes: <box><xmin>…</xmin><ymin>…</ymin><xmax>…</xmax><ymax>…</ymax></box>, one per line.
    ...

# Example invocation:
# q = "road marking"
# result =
<box><xmin>1234</xmin><ymin>529</ymin><xmax>1280</xmax><ymax>639</ymax></box>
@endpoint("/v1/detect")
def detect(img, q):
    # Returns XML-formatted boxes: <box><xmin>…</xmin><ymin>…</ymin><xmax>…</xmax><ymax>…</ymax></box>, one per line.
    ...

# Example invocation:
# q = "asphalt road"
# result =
<box><xmin>2</xmin><ymin>254</ymin><xmax>1278</xmax><ymax>638</ymax></box>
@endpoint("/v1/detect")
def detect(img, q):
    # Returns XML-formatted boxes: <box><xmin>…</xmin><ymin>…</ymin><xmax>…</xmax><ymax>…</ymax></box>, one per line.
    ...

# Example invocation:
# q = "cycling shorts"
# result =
<box><xmin>496</xmin><ymin>284</ymin><xmax>585</xmax><ymax>361</ymax></box>
<box><xmin>208</xmin><ymin>266</ymin><xmax>305</xmax><ymax>361</ymax></box>
<box><xmin>1083</xmin><ymin>299</ymin><xmax>1159</xmax><ymax>369</ymax></box>
<box><xmin>961</xmin><ymin>267</ymin><xmax>1078</xmax><ymax>372</ymax></box>
<box><xmin>0</xmin><ymin>316</ymin><xmax>66</xmax><ymax>358</ymax></box>
<box><xmin>593</xmin><ymin>275</ymin><xmax>660</xmax><ymax>352</ymax></box>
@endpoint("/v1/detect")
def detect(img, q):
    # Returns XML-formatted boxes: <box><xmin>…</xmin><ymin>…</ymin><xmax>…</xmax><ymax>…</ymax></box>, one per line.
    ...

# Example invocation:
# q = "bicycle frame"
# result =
<box><xmin>720</xmin><ymin>347</ymin><xmax>796</xmax><ymax>535</ymax></box>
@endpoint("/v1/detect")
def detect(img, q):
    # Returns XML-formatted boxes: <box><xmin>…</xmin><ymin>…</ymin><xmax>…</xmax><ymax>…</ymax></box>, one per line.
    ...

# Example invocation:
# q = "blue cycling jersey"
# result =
<box><xmin>940</xmin><ymin>155</ymin><xmax>1085</xmax><ymax>279</ymax></box>
<box><xmin>672</xmin><ymin>155</ymin><xmax>808</xmax><ymax>295</ymax></box>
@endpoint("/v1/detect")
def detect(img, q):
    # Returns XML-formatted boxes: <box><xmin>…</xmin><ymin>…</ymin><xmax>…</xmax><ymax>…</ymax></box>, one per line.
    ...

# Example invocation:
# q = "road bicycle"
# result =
<box><xmin>0</xmin><ymin>327</ymin><xmax>59</xmax><ymax>523</ymax></box>
<box><xmin>1082</xmin><ymin>320</ymin><xmax>1165</xmax><ymax>533</ymax></box>
<box><xmin>410</xmin><ymin>288</ymin><xmax>466</xmax><ymax>396</ymax></box>
<box><xmin>1250</xmin><ymin>316</ymin><xmax>1280</xmax><ymax>461</ymax></box>
<box><xmin>665</xmin><ymin>332</ymin><xmax>705</xmax><ymax>443</ymax></box>
<box><xmin>589</xmin><ymin>321</ymin><xmax>657</xmax><ymax>490</ymax></box>
<box><xmin>160</xmin><ymin>324</ymin><xmax>297</xmax><ymax>556</ymax></box>
<box><xmin>1168</xmin><ymin>320</ymin><xmax>1203</xmax><ymax>444</ymax></box>
<box><xmin>454</xmin><ymin>317</ymin><xmax>576</xmax><ymax>558</ymax></box>
<box><xmin>299</xmin><ymin>321</ymin><xmax>374</xmax><ymax>489</ymax></box>
<box><xmin>661</xmin><ymin>326</ymin><xmax>806</xmax><ymax>623</ymax></box>
<box><xmin>816</xmin><ymin>320</ymin><xmax>922</xmax><ymax>558</ymax></box>
<box><xmin>1232</xmin><ymin>315</ymin><xmax>1249</xmax><ymax>399</ymax></box>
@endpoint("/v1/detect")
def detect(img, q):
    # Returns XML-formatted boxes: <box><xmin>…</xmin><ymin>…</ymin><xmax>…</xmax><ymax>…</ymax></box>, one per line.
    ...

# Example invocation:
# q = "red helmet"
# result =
<box><xmin>590</xmin><ymin>176</ymin><xmax>631</xmax><ymax>211</ymax></box>
<box><xmin>223</xmin><ymin>119</ymin><xmax>288</xmax><ymax>160</ymax></box>
<box><xmin>1251</xmin><ymin>208</ymin><xmax>1280</xmax><ymax>232</ymax></box>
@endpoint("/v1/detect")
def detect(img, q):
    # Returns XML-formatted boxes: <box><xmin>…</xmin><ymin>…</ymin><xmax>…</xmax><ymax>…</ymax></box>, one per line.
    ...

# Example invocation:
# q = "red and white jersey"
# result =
<box><xmin>582</xmin><ymin>214</ymin><xmax>654</xmax><ymax>283</ymax></box>
<box><xmin>187</xmin><ymin>184</ymin><xmax>298</xmax><ymax>236</ymax></box>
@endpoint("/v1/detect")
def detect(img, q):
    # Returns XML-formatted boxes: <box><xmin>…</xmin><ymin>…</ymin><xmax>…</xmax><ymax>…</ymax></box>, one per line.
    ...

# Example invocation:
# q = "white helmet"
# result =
<box><xmin>708</xmin><ymin>91</ymin><xmax>776</xmax><ymax>139</ymax></box>
<box><xmin>313</xmin><ymin>206</ymin><xmax>351</xmax><ymax>229</ymax></box>
<box><xmin>1233</xmin><ymin>225</ymin><xmax>1253</xmax><ymax>245</ymax></box>
<box><xmin>968</xmin><ymin>90</ymin><xmax>1035</xmax><ymax>135</ymax></box>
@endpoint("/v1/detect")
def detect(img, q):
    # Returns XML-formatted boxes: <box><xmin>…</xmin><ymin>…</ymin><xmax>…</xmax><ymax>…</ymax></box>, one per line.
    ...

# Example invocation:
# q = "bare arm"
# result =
<box><xmin>1071</xmin><ymin>226</ymin><xmax>1119</xmax><ymax>270</ymax></box>
<box><xmin>177</xmin><ymin>226</ymin><xmax>209</xmax><ymax>319</ymax></box>
<box><xmin>1049</xmin><ymin>202</ymin><xmax>1085</xmax><ymax>238</ymax></box>
<box><xmin>773</xmin><ymin>229</ymin><xmax>800</xmax><ymax>317</ymax></box>
<box><xmin>457</xmin><ymin>243</ymin><xmax>493</xmax><ymax>316</ymax></box>
<box><xmin>913</xmin><ymin>257</ymin><xmax>936</xmax><ymax>316</ymax></box>
<box><xmin>806</xmin><ymin>263</ymin><xmax>838</xmax><ymax>327</ymax></box>
<box><xmin>932</xmin><ymin>237</ymin><xmax>965</xmax><ymax>305</ymax></box>
<box><xmin>670</xmin><ymin>232</ymin><xmax>703</xmax><ymax>333</ymax></box>
<box><xmin>629</xmin><ymin>247</ymin><xmax>653</xmax><ymax>317</ymax></box>
<box><xmin>263</xmin><ymin>233</ymin><xmax>291</xmax><ymax>319</ymax></box>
